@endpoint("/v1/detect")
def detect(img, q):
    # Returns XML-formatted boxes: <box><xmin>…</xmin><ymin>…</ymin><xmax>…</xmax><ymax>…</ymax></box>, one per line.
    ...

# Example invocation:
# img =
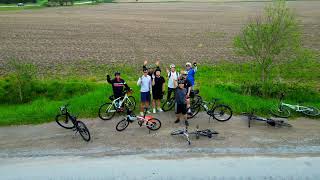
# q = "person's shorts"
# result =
<box><xmin>152</xmin><ymin>91</ymin><xmax>163</xmax><ymax>100</ymax></box>
<box><xmin>141</xmin><ymin>92</ymin><xmax>151</xmax><ymax>102</ymax></box>
<box><xmin>175</xmin><ymin>103</ymin><xmax>187</xmax><ymax>115</ymax></box>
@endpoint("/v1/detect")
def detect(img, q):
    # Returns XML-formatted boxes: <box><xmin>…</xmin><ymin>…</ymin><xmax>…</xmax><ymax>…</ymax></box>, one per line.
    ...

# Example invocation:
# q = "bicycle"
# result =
<box><xmin>116</xmin><ymin>108</ymin><xmax>161</xmax><ymax>132</ymax></box>
<box><xmin>55</xmin><ymin>104</ymin><xmax>91</xmax><ymax>142</ymax></box>
<box><xmin>241</xmin><ymin>111</ymin><xmax>292</xmax><ymax>128</ymax></box>
<box><xmin>98</xmin><ymin>89</ymin><xmax>136</xmax><ymax>120</ymax></box>
<box><xmin>270</xmin><ymin>93</ymin><xmax>319</xmax><ymax>118</ymax></box>
<box><xmin>170</xmin><ymin>121</ymin><xmax>219</xmax><ymax>145</ymax></box>
<box><xmin>162</xmin><ymin>89</ymin><xmax>202</xmax><ymax>112</ymax></box>
<box><xmin>188</xmin><ymin>97</ymin><xmax>233</xmax><ymax>122</ymax></box>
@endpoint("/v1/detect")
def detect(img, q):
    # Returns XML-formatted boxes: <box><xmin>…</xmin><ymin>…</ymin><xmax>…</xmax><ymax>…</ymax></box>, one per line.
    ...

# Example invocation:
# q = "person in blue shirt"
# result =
<box><xmin>185</xmin><ymin>62</ymin><xmax>198</xmax><ymax>89</ymax></box>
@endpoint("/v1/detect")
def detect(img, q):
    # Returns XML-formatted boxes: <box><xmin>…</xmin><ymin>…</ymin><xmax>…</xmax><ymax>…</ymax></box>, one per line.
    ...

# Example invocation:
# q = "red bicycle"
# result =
<box><xmin>116</xmin><ymin>109</ymin><xmax>161</xmax><ymax>131</ymax></box>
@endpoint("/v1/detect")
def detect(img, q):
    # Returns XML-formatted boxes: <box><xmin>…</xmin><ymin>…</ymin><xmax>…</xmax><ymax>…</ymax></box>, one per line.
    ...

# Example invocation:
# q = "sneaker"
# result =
<box><xmin>147</xmin><ymin>110</ymin><xmax>151</xmax><ymax>114</ymax></box>
<box><xmin>174</xmin><ymin>119</ymin><xmax>180</xmax><ymax>123</ymax></box>
<box><xmin>140</xmin><ymin>112</ymin><xmax>144</xmax><ymax>116</ymax></box>
<box><xmin>185</xmin><ymin>120</ymin><xmax>189</xmax><ymax>127</ymax></box>
<box><xmin>157</xmin><ymin>108</ymin><xmax>163</xmax><ymax>112</ymax></box>
<box><xmin>153</xmin><ymin>108</ymin><xmax>156</xmax><ymax>114</ymax></box>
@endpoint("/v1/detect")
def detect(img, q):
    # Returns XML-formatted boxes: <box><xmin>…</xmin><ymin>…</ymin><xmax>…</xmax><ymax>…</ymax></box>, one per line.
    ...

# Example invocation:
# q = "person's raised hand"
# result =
<box><xmin>144</xmin><ymin>60</ymin><xmax>148</xmax><ymax>65</ymax></box>
<box><xmin>155</xmin><ymin>60</ymin><xmax>160</xmax><ymax>66</ymax></box>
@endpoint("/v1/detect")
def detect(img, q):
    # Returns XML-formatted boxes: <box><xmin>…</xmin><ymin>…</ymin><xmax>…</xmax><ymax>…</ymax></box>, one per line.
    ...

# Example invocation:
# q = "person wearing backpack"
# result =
<box><xmin>166</xmin><ymin>64</ymin><xmax>179</xmax><ymax>101</ymax></box>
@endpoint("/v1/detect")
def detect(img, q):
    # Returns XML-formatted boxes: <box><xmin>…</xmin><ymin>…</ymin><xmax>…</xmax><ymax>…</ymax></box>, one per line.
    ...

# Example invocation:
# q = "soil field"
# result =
<box><xmin>0</xmin><ymin>1</ymin><xmax>319</xmax><ymax>74</ymax></box>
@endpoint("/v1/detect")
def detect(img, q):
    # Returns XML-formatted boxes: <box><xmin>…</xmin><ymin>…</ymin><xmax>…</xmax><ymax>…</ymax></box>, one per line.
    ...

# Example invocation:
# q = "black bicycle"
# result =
<box><xmin>55</xmin><ymin>104</ymin><xmax>91</xmax><ymax>142</ymax></box>
<box><xmin>188</xmin><ymin>97</ymin><xmax>232</xmax><ymax>122</ymax></box>
<box><xmin>241</xmin><ymin>111</ymin><xmax>292</xmax><ymax>128</ymax></box>
<box><xmin>171</xmin><ymin>121</ymin><xmax>219</xmax><ymax>145</ymax></box>
<box><xmin>162</xmin><ymin>89</ymin><xmax>202</xmax><ymax>112</ymax></box>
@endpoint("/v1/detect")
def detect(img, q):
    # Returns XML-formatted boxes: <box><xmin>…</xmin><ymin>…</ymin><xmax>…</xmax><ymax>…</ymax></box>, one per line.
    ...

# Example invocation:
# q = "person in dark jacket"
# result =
<box><xmin>107</xmin><ymin>72</ymin><xmax>130</xmax><ymax>107</ymax></box>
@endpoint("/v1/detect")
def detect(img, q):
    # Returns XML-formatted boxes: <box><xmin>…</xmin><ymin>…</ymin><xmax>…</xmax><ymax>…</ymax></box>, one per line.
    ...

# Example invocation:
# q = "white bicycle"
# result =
<box><xmin>98</xmin><ymin>89</ymin><xmax>136</xmax><ymax>120</ymax></box>
<box><xmin>270</xmin><ymin>93</ymin><xmax>319</xmax><ymax>118</ymax></box>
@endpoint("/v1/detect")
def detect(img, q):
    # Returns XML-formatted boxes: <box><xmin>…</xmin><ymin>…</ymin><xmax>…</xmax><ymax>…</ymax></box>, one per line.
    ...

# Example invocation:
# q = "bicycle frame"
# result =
<box><xmin>281</xmin><ymin>102</ymin><xmax>313</xmax><ymax>112</ymax></box>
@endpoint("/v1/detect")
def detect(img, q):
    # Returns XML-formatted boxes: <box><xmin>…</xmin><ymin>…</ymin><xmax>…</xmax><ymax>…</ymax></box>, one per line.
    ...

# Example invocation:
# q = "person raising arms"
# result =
<box><xmin>137</xmin><ymin>68</ymin><xmax>152</xmax><ymax>116</ymax></box>
<box><xmin>107</xmin><ymin>72</ymin><xmax>130</xmax><ymax>108</ymax></box>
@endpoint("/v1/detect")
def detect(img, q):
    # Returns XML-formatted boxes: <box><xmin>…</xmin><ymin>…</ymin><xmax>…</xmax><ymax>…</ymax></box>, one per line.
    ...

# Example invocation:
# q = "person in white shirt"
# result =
<box><xmin>137</xmin><ymin>68</ymin><xmax>152</xmax><ymax>116</ymax></box>
<box><xmin>166</xmin><ymin>64</ymin><xmax>179</xmax><ymax>101</ymax></box>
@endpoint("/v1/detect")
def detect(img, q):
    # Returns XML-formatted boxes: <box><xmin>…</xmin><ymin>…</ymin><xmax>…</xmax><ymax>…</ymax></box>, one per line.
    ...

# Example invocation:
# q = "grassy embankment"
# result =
<box><xmin>0</xmin><ymin>54</ymin><xmax>319</xmax><ymax>126</ymax></box>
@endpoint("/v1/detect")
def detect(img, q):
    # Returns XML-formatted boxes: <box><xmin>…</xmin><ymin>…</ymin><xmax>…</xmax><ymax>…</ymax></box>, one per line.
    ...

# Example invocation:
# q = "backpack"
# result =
<box><xmin>168</xmin><ymin>71</ymin><xmax>179</xmax><ymax>79</ymax></box>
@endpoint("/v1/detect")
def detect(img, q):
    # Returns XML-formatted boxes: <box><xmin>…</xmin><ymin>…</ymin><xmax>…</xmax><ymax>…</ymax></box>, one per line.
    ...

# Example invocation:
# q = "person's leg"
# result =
<box><xmin>167</xmin><ymin>88</ymin><xmax>172</xmax><ymax>101</ymax></box>
<box><xmin>145</xmin><ymin>92</ymin><xmax>151</xmax><ymax>113</ymax></box>
<box><xmin>156</xmin><ymin>99</ymin><xmax>161</xmax><ymax>109</ymax></box>
<box><xmin>182</xmin><ymin>104</ymin><xmax>188</xmax><ymax>126</ymax></box>
<box><xmin>175</xmin><ymin>103</ymin><xmax>181</xmax><ymax>123</ymax></box>
<box><xmin>140</xmin><ymin>92</ymin><xmax>146</xmax><ymax>116</ymax></box>
<box><xmin>152</xmin><ymin>99</ymin><xmax>156</xmax><ymax>113</ymax></box>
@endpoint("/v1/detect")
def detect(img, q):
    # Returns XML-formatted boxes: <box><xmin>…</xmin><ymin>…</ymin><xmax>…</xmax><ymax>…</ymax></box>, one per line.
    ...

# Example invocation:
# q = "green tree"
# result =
<box><xmin>234</xmin><ymin>0</ymin><xmax>301</xmax><ymax>83</ymax></box>
<box><xmin>7</xmin><ymin>60</ymin><xmax>37</xmax><ymax>103</ymax></box>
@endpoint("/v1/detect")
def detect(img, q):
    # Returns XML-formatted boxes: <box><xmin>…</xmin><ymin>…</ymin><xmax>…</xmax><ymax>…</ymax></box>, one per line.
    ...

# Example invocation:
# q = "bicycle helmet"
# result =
<box><xmin>170</xmin><ymin>64</ymin><xmax>176</xmax><ymax>68</ymax></box>
<box><xmin>186</xmin><ymin>62</ymin><xmax>192</xmax><ymax>67</ymax></box>
<box><xmin>114</xmin><ymin>72</ymin><xmax>121</xmax><ymax>76</ymax></box>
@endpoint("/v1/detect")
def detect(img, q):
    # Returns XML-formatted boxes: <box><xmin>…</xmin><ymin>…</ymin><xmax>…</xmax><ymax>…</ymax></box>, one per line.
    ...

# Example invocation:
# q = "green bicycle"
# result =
<box><xmin>270</xmin><ymin>93</ymin><xmax>319</xmax><ymax>118</ymax></box>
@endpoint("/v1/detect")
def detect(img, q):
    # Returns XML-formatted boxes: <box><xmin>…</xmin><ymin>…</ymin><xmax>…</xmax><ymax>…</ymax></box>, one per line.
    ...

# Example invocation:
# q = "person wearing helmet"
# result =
<box><xmin>180</xmin><ymin>71</ymin><xmax>193</xmax><ymax>115</ymax></box>
<box><xmin>185</xmin><ymin>62</ymin><xmax>198</xmax><ymax>89</ymax></box>
<box><xmin>174</xmin><ymin>79</ymin><xmax>188</xmax><ymax>125</ymax></box>
<box><xmin>107</xmin><ymin>72</ymin><xmax>130</xmax><ymax>108</ymax></box>
<box><xmin>166</xmin><ymin>64</ymin><xmax>180</xmax><ymax>101</ymax></box>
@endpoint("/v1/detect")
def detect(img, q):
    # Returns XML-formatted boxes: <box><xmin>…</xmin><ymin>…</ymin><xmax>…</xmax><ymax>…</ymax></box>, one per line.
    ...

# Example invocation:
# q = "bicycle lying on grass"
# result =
<box><xmin>171</xmin><ymin>121</ymin><xmax>219</xmax><ymax>145</ymax></box>
<box><xmin>98</xmin><ymin>89</ymin><xmax>136</xmax><ymax>120</ymax></box>
<box><xmin>188</xmin><ymin>97</ymin><xmax>233</xmax><ymax>122</ymax></box>
<box><xmin>270</xmin><ymin>93</ymin><xmax>319</xmax><ymax>118</ymax></box>
<box><xmin>116</xmin><ymin>108</ymin><xmax>161</xmax><ymax>132</ymax></box>
<box><xmin>55</xmin><ymin>104</ymin><xmax>91</xmax><ymax>142</ymax></box>
<box><xmin>241</xmin><ymin>111</ymin><xmax>292</xmax><ymax>128</ymax></box>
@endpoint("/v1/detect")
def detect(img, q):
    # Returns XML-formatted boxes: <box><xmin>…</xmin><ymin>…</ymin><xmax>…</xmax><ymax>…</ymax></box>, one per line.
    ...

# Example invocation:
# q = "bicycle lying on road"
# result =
<box><xmin>116</xmin><ymin>108</ymin><xmax>161</xmax><ymax>132</ymax></box>
<box><xmin>241</xmin><ymin>111</ymin><xmax>292</xmax><ymax>128</ymax></box>
<box><xmin>98</xmin><ymin>89</ymin><xmax>136</xmax><ymax>120</ymax></box>
<box><xmin>270</xmin><ymin>93</ymin><xmax>319</xmax><ymax>118</ymax></box>
<box><xmin>171</xmin><ymin>121</ymin><xmax>219</xmax><ymax>145</ymax></box>
<box><xmin>55</xmin><ymin>104</ymin><xmax>91</xmax><ymax>142</ymax></box>
<box><xmin>188</xmin><ymin>97</ymin><xmax>233</xmax><ymax>122</ymax></box>
<box><xmin>162</xmin><ymin>89</ymin><xmax>201</xmax><ymax>112</ymax></box>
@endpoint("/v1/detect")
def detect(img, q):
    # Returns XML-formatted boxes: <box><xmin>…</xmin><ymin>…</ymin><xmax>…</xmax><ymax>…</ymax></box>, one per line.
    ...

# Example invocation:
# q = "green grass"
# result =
<box><xmin>0</xmin><ymin>57</ymin><xmax>319</xmax><ymax>126</ymax></box>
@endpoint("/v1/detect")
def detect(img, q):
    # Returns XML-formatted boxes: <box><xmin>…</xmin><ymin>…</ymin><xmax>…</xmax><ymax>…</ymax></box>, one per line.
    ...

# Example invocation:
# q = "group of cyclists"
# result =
<box><xmin>106</xmin><ymin>60</ymin><xmax>198</xmax><ymax>124</ymax></box>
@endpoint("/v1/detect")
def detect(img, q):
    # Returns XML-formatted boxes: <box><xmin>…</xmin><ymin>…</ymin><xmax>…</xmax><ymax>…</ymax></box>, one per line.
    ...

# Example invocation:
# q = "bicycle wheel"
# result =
<box><xmin>162</xmin><ymin>98</ymin><xmax>175</xmax><ymax>112</ymax></box>
<box><xmin>98</xmin><ymin>102</ymin><xmax>116</xmax><ymax>120</ymax></box>
<box><xmin>171</xmin><ymin>129</ymin><xmax>184</xmax><ymax>135</ymax></box>
<box><xmin>270</xmin><ymin>105</ymin><xmax>291</xmax><ymax>118</ymax></box>
<box><xmin>124</xmin><ymin>96</ymin><xmax>136</xmax><ymax>111</ymax></box>
<box><xmin>301</xmin><ymin>106</ymin><xmax>320</xmax><ymax>117</ymax></box>
<box><xmin>187</xmin><ymin>103</ymin><xmax>201</xmax><ymax>119</ymax></box>
<box><xmin>146</xmin><ymin>118</ymin><xmax>161</xmax><ymax>131</ymax></box>
<box><xmin>213</xmin><ymin>104</ymin><xmax>232</xmax><ymax>122</ymax></box>
<box><xmin>116</xmin><ymin>119</ymin><xmax>130</xmax><ymax>131</ymax></box>
<box><xmin>76</xmin><ymin>121</ymin><xmax>91</xmax><ymax>142</ymax></box>
<box><xmin>56</xmin><ymin>114</ymin><xmax>75</xmax><ymax>129</ymax></box>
